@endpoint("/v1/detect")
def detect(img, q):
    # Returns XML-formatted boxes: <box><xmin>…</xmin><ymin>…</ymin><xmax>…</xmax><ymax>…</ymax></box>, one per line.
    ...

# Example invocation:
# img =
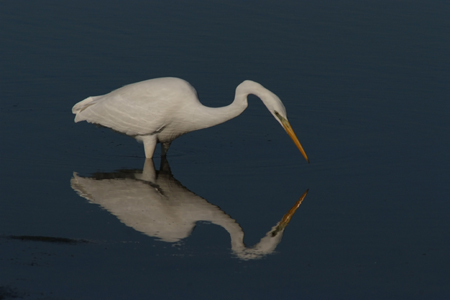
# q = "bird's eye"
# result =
<box><xmin>274</xmin><ymin>111</ymin><xmax>284</xmax><ymax>121</ymax></box>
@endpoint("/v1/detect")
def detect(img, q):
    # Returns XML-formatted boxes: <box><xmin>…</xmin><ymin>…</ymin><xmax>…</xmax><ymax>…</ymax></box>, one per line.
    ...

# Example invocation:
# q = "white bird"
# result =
<box><xmin>72</xmin><ymin>77</ymin><xmax>309</xmax><ymax>162</ymax></box>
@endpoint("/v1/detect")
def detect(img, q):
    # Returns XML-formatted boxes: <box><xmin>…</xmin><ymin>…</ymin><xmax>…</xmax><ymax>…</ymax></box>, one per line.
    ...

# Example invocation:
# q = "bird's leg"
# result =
<box><xmin>161</xmin><ymin>142</ymin><xmax>171</xmax><ymax>157</ymax></box>
<box><xmin>140</xmin><ymin>159</ymin><xmax>156</xmax><ymax>182</ymax></box>
<box><xmin>141</xmin><ymin>135</ymin><xmax>157</xmax><ymax>158</ymax></box>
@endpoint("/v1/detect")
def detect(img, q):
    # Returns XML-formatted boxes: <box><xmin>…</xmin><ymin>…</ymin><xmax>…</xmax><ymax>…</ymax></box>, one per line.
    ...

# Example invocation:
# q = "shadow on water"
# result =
<box><xmin>4</xmin><ymin>235</ymin><xmax>89</xmax><ymax>244</ymax></box>
<box><xmin>70</xmin><ymin>158</ymin><xmax>309</xmax><ymax>260</ymax></box>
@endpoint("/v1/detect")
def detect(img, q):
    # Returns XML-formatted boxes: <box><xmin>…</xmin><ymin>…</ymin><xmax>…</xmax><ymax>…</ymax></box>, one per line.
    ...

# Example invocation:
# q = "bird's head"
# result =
<box><xmin>237</xmin><ymin>80</ymin><xmax>309</xmax><ymax>163</ymax></box>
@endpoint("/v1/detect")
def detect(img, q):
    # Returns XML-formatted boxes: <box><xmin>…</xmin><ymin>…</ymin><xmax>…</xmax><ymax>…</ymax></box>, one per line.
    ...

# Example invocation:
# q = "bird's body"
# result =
<box><xmin>72</xmin><ymin>77</ymin><xmax>308</xmax><ymax>161</ymax></box>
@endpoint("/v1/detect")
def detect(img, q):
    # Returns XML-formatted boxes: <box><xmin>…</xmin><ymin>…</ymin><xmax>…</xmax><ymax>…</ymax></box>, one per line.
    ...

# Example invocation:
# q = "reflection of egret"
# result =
<box><xmin>71</xmin><ymin>159</ymin><xmax>309</xmax><ymax>260</ymax></box>
<box><xmin>72</xmin><ymin>77</ymin><xmax>309</xmax><ymax>162</ymax></box>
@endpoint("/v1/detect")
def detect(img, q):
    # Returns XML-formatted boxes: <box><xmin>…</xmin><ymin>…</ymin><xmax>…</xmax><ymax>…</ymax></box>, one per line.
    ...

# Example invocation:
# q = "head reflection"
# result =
<box><xmin>71</xmin><ymin>159</ymin><xmax>308</xmax><ymax>260</ymax></box>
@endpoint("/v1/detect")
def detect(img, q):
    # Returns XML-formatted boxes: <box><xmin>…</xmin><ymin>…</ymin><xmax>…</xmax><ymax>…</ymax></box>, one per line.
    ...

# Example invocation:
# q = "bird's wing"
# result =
<box><xmin>73</xmin><ymin>78</ymin><xmax>200</xmax><ymax>136</ymax></box>
<box><xmin>74</xmin><ymin>95</ymin><xmax>165</xmax><ymax>136</ymax></box>
<box><xmin>73</xmin><ymin>82</ymin><xmax>190</xmax><ymax>136</ymax></box>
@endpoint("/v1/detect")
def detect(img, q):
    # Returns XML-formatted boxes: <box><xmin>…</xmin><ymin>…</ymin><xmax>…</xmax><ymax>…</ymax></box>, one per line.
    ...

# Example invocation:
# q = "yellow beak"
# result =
<box><xmin>280</xmin><ymin>117</ymin><xmax>309</xmax><ymax>163</ymax></box>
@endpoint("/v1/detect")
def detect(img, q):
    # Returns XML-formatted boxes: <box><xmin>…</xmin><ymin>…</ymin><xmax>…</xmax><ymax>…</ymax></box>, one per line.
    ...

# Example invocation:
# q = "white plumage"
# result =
<box><xmin>72</xmin><ymin>77</ymin><xmax>309</xmax><ymax>161</ymax></box>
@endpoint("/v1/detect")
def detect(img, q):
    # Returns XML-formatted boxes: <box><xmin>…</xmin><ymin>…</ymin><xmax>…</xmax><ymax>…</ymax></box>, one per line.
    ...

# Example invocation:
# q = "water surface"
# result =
<box><xmin>1</xmin><ymin>1</ymin><xmax>449</xmax><ymax>299</ymax></box>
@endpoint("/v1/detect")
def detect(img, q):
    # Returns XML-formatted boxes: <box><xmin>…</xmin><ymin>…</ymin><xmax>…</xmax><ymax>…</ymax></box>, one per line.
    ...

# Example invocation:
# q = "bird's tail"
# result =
<box><xmin>72</xmin><ymin>96</ymin><xmax>101</xmax><ymax>114</ymax></box>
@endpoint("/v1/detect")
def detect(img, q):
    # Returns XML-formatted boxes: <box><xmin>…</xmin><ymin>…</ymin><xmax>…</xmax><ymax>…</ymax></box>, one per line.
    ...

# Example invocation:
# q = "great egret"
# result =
<box><xmin>72</xmin><ymin>77</ymin><xmax>309</xmax><ymax>162</ymax></box>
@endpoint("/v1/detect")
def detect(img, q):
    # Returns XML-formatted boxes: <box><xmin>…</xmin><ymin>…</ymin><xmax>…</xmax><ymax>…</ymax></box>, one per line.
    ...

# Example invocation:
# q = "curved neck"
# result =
<box><xmin>190</xmin><ymin>80</ymin><xmax>278</xmax><ymax>131</ymax></box>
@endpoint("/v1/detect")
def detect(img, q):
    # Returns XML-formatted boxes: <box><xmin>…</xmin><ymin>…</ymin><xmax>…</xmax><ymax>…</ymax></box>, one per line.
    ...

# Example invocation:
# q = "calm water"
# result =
<box><xmin>1</xmin><ymin>1</ymin><xmax>449</xmax><ymax>299</ymax></box>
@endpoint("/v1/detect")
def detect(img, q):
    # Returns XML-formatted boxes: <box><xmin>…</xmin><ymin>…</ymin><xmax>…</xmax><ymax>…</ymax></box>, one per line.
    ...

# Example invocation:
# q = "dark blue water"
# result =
<box><xmin>1</xmin><ymin>1</ymin><xmax>449</xmax><ymax>299</ymax></box>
